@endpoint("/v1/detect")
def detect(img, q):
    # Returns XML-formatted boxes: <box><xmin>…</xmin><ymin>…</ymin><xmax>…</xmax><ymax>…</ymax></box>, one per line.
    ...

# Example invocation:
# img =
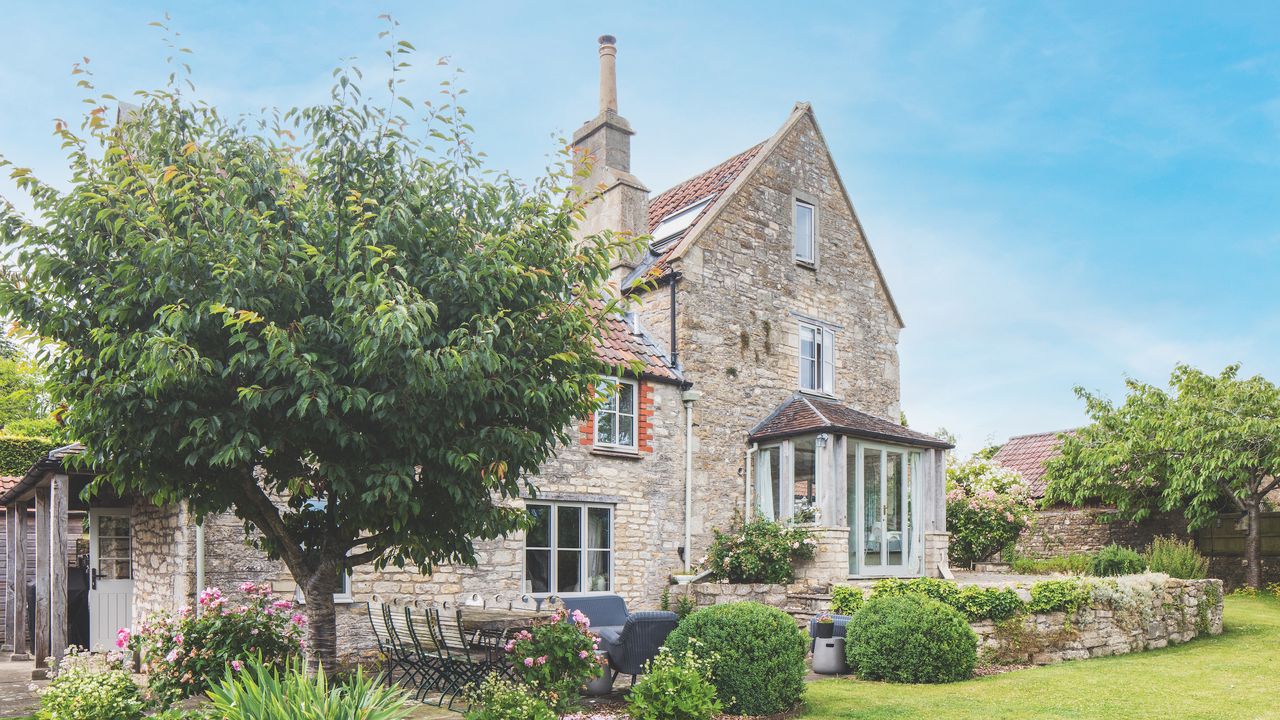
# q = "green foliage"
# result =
<box><xmin>1145</xmin><ymin>536</ymin><xmax>1209</xmax><ymax>579</ymax></box>
<box><xmin>703</xmin><ymin>516</ymin><xmax>817</xmax><ymax>584</ymax></box>
<box><xmin>35</xmin><ymin>648</ymin><xmax>146</xmax><ymax>720</ymax></box>
<box><xmin>845</xmin><ymin>594</ymin><xmax>977</xmax><ymax>684</ymax></box>
<box><xmin>4</xmin><ymin>417</ymin><xmax>58</xmax><ymax>437</ymax></box>
<box><xmin>663</xmin><ymin>602</ymin><xmax>806</xmax><ymax>716</ymax></box>
<box><xmin>0</xmin><ymin>352</ymin><xmax>50</xmax><ymax>428</ymax></box>
<box><xmin>1008</xmin><ymin>552</ymin><xmax>1094</xmax><ymax>575</ymax></box>
<box><xmin>0</xmin><ymin>433</ymin><xmax>58</xmax><ymax>476</ymax></box>
<box><xmin>128</xmin><ymin>584</ymin><xmax>303</xmax><ymax>704</ymax></box>
<box><xmin>0</xmin><ymin>21</ymin><xmax>634</xmax><ymax>666</ymax></box>
<box><xmin>673</xmin><ymin>593</ymin><xmax>697</xmax><ymax>620</ymax></box>
<box><xmin>1044</xmin><ymin>364</ymin><xmax>1280</xmax><ymax>588</ymax></box>
<box><xmin>626</xmin><ymin>640</ymin><xmax>722</xmax><ymax>720</ymax></box>
<box><xmin>953</xmin><ymin>585</ymin><xmax>1026</xmax><ymax>622</ymax></box>
<box><xmin>830</xmin><ymin>584</ymin><xmax>866</xmax><ymax>616</ymax></box>
<box><xmin>946</xmin><ymin>457</ymin><xmax>1034</xmax><ymax>566</ymax></box>
<box><xmin>504</xmin><ymin>608</ymin><xmax>602</xmax><ymax>713</ymax></box>
<box><xmin>463</xmin><ymin>674</ymin><xmax>555</xmax><ymax>720</ymax></box>
<box><xmin>1027</xmin><ymin>578</ymin><xmax>1093</xmax><ymax>616</ymax></box>
<box><xmin>206</xmin><ymin>657</ymin><xmax>410</xmax><ymax>720</ymax></box>
<box><xmin>1089</xmin><ymin>544</ymin><xmax>1147</xmax><ymax>577</ymax></box>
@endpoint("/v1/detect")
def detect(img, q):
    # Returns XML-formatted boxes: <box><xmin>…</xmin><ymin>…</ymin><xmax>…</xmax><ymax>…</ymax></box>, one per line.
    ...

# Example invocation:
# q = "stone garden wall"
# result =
<box><xmin>972</xmin><ymin>576</ymin><xmax>1223</xmax><ymax>665</ymax></box>
<box><xmin>1016</xmin><ymin>506</ymin><xmax>1188</xmax><ymax>559</ymax></box>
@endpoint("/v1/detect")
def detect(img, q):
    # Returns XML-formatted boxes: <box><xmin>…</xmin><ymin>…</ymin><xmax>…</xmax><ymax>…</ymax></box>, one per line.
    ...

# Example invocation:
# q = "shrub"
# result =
<box><xmin>946</xmin><ymin>457</ymin><xmax>1034</xmax><ymax>566</ymax></box>
<box><xmin>36</xmin><ymin>647</ymin><xmax>146</xmax><ymax>720</ymax></box>
<box><xmin>952</xmin><ymin>585</ymin><xmax>1026</xmax><ymax>622</ymax></box>
<box><xmin>663</xmin><ymin>602</ymin><xmax>806</xmax><ymax>716</ymax></box>
<box><xmin>464</xmin><ymin>673</ymin><xmax>555</xmax><ymax>720</ymax></box>
<box><xmin>0</xmin><ymin>432</ymin><xmax>57</xmax><ymax>476</ymax></box>
<box><xmin>1145</xmin><ymin>536</ymin><xmax>1208</xmax><ymax>579</ymax></box>
<box><xmin>127</xmin><ymin>583</ymin><xmax>304</xmax><ymax>704</ymax></box>
<box><xmin>626</xmin><ymin>640</ymin><xmax>722</xmax><ymax>720</ymax></box>
<box><xmin>830</xmin><ymin>584</ymin><xmax>865</xmax><ymax>616</ymax></box>
<box><xmin>1009</xmin><ymin>552</ymin><xmax>1093</xmax><ymax>575</ymax></box>
<box><xmin>872</xmin><ymin>577</ymin><xmax>960</xmax><ymax>606</ymax></box>
<box><xmin>845</xmin><ymin>594</ymin><xmax>977</xmax><ymax>683</ymax></box>
<box><xmin>1089</xmin><ymin>544</ymin><xmax>1146</xmax><ymax>577</ymax></box>
<box><xmin>206</xmin><ymin>657</ymin><xmax>410</xmax><ymax>720</ymax></box>
<box><xmin>504</xmin><ymin>608</ymin><xmax>602</xmax><ymax>713</ymax></box>
<box><xmin>1027</xmin><ymin>578</ymin><xmax>1093</xmax><ymax>615</ymax></box>
<box><xmin>702</xmin><ymin>516</ymin><xmax>816</xmax><ymax>584</ymax></box>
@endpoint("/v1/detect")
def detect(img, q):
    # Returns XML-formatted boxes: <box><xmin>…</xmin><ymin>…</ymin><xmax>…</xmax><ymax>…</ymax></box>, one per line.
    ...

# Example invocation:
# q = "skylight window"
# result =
<box><xmin>650</xmin><ymin>197</ymin><xmax>713</xmax><ymax>248</ymax></box>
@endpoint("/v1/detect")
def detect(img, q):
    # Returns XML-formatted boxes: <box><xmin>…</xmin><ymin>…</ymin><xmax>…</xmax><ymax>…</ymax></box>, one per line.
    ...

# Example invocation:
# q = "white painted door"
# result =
<box><xmin>88</xmin><ymin>508</ymin><xmax>133</xmax><ymax>652</ymax></box>
<box><xmin>849</xmin><ymin>444</ymin><xmax>918</xmax><ymax>576</ymax></box>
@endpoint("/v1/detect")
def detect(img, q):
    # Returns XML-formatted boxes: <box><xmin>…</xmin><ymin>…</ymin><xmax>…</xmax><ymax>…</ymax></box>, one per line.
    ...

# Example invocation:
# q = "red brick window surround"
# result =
<box><xmin>579</xmin><ymin>378</ymin><xmax>653</xmax><ymax>454</ymax></box>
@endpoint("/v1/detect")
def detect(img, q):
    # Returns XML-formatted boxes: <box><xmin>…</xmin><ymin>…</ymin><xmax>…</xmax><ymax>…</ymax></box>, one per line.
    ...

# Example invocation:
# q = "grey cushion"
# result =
<box><xmin>560</xmin><ymin>594</ymin><xmax>630</xmax><ymax>628</ymax></box>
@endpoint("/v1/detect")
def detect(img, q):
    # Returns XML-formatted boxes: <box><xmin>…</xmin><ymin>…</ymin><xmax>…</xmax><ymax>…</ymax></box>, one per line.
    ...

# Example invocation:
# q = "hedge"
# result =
<box><xmin>0</xmin><ymin>433</ymin><xmax>58</xmax><ymax>476</ymax></box>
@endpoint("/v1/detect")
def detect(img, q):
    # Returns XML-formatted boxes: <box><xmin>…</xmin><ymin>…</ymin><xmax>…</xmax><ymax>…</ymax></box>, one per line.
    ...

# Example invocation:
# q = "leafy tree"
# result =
<box><xmin>0</xmin><ymin>20</ymin><xmax>632</xmax><ymax>668</ymax></box>
<box><xmin>1045</xmin><ymin>364</ymin><xmax>1280</xmax><ymax>588</ymax></box>
<box><xmin>0</xmin><ymin>349</ymin><xmax>50</xmax><ymax>430</ymax></box>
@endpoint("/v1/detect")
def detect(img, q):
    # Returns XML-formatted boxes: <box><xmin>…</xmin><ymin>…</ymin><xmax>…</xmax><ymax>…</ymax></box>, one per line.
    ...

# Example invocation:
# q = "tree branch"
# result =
<box><xmin>234</xmin><ymin>471</ymin><xmax>306</xmax><ymax>575</ymax></box>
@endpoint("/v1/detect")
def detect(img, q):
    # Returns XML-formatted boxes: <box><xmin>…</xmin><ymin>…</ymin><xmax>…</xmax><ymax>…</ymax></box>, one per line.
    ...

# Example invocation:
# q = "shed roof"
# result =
<box><xmin>990</xmin><ymin>430</ymin><xmax>1076</xmax><ymax>499</ymax></box>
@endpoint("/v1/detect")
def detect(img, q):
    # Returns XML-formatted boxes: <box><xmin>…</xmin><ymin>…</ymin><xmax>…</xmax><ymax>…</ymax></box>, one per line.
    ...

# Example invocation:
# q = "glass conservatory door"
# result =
<box><xmin>849</xmin><ymin>444</ymin><xmax>912</xmax><ymax>575</ymax></box>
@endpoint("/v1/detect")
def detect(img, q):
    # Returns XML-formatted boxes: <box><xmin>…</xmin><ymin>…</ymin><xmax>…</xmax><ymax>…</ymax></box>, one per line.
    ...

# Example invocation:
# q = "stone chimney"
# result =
<box><xmin>571</xmin><ymin>36</ymin><xmax>649</xmax><ymax>275</ymax></box>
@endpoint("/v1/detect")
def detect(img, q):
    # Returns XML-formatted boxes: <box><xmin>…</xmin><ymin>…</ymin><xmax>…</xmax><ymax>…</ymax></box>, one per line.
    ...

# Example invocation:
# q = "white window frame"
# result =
<box><xmin>295</xmin><ymin>568</ymin><xmax>353</xmax><ymax>605</ymax></box>
<box><xmin>798</xmin><ymin>322</ymin><xmax>836</xmax><ymax>395</ymax></box>
<box><xmin>794</xmin><ymin>198</ymin><xmax>817</xmax><ymax>265</ymax></box>
<box><xmin>523</xmin><ymin>501</ymin><xmax>615</xmax><ymax>595</ymax></box>
<box><xmin>594</xmin><ymin>377</ymin><xmax>639</xmax><ymax>451</ymax></box>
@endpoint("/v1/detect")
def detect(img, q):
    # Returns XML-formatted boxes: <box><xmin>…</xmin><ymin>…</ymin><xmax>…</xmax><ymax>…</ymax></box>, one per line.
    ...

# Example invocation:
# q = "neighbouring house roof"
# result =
<box><xmin>990</xmin><ymin>430</ymin><xmax>1076</xmax><ymax>499</ymax></box>
<box><xmin>748</xmin><ymin>393</ymin><xmax>953</xmax><ymax>449</ymax></box>
<box><xmin>595</xmin><ymin>309</ymin><xmax>683</xmax><ymax>384</ymax></box>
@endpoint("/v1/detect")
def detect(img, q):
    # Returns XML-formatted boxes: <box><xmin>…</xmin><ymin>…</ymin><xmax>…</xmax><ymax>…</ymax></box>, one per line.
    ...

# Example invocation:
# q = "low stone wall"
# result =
<box><xmin>1016</xmin><ymin>507</ymin><xmax>1188</xmax><ymax>559</ymax></box>
<box><xmin>973</xmin><ymin>576</ymin><xmax>1223</xmax><ymax>665</ymax></box>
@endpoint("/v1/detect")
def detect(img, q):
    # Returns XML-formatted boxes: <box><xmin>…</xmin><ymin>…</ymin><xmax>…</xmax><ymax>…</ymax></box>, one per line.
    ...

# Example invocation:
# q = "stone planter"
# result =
<box><xmin>584</xmin><ymin>653</ymin><xmax>614</xmax><ymax>696</ymax></box>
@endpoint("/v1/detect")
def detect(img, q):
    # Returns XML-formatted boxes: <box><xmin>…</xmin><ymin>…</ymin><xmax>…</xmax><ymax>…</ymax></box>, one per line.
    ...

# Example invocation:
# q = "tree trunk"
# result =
<box><xmin>301</xmin><ymin>568</ymin><xmax>340</xmax><ymax>675</ymax></box>
<box><xmin>1245</xmin><ymin>502</ymin><xmax>1263</xmax><ymax>590</ymax></box>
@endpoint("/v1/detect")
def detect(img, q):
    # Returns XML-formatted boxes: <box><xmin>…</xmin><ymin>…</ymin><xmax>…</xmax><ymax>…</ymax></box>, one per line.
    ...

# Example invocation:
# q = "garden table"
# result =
<box><xmin>459</xmin><ymin>607</ymin><xmax>553</xmax><ymax>635</ymax></box>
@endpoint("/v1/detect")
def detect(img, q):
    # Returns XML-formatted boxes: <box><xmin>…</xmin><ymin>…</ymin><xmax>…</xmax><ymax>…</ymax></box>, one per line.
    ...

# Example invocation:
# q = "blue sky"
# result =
<box><xmin>2</xmin><ymin>2</ymin><xmax>1278</xmax><ymax>454</ymax></box>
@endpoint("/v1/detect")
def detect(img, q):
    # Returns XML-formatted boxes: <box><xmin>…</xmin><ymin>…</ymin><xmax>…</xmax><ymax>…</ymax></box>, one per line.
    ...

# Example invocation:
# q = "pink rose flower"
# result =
<box><xmin>536</xmin><ymin>655</ymin><xmax>548</xmax><ymax>666</ymax></box>
<box><xmin>116</xmin><ymin>628</ymin><xmax>131</xmax><ymax>649</ymax></box>
<box><xmin>578</xmin><ymin>650</ymin><xmax>589</xmax><ymax>659</ymax></box>
<box><xmin>523</xmin><ymin>657</ymin><xmax>535</xmax><ymax>667</ymax></box>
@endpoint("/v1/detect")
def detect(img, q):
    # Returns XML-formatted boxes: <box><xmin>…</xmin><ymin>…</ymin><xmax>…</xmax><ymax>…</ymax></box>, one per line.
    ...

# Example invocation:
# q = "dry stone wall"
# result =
<box><xmin>1016</xmin><ymin>507</ymin><xmax>1188</xmax><ymax>559</ymax></box>
<box><xmin>973</xmin><ymin>576</ymin><xmax>1223</xmax><ymax>665</ymax></box>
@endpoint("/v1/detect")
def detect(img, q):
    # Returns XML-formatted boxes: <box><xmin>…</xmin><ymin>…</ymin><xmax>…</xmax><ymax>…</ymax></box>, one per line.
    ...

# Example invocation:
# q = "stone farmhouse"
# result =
<box><xmin>0</xmin><ymin>36</ymin><xmax>951</xmax><ymax>662</ymax></box>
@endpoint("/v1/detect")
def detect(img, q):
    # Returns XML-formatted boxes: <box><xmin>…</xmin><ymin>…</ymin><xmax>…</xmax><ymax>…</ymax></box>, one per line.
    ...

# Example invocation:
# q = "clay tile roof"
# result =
<box><xmin>594</xmin><ymin>308</ymin><xmax>682</xmax><ymax>384</ymax></box>
<box><xmin>0</xmin><ymin>476</ymin><xmax>22</xmax><ymax>496</ymax></box>
<box><xmin>990</xmin><ymin>430</ymin><xmax>1077</xmax><ymax>498</ymax></box>
<box><xmin>748</xmin><ymin>393</ymin><xmax>953</xmax><ymax>448</ymax></box>
<box><xmin>624</xmin><ymin>143</ymin><xmax>765</xmax><ymax>286</ymax></box>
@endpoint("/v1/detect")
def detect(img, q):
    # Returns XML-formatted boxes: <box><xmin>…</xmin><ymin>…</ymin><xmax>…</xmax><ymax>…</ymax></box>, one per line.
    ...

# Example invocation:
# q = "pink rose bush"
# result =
<box><xmin>505</xmin><ymin>608</ymin><xmax>604</xmax><ymax>713</ymax></box>
<box><xmin>946</xmin><ymin>457</ymin><xmax>1035</xmax><ymax>566</ymax></box>
<box><xmin>124</xmin><ymin>582</ymin><xmax>305</xmax><ymax>705</ymax></box>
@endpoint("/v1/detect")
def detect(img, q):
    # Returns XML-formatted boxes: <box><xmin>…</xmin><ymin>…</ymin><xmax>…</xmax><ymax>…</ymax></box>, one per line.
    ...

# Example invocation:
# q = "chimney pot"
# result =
<box><xmin>598</xmin><ymin>34</ymin><xmax>618</xmax><ymax>114</ymax></box>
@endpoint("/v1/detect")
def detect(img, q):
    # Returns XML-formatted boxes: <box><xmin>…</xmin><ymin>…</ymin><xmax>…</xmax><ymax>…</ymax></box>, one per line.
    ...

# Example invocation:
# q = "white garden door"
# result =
<box><xmin>88</xmin><ymin>508</ymin><xmax>134</xmax><ymax>652</ymax></box>
<box><xmin>849</xmin><ymin>443</ymin><xmax>917</xmax><ymax>576</ymax></box>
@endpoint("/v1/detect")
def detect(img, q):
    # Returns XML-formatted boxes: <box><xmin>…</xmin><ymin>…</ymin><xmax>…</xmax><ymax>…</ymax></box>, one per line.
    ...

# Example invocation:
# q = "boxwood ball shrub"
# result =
<box><xmin>663</xmin><ymin>602</ymin><xmax>806</xmax><ymax>716</ymax></box>
<box><xmin>845</xmin><ymin>594</ymin><xmax>977</xmax><ymax>684</ymax></box>
<box><xmin>1089</xmin><ymin>544</ymin><xmax>1147</xmax><ymax>577</ymax></box>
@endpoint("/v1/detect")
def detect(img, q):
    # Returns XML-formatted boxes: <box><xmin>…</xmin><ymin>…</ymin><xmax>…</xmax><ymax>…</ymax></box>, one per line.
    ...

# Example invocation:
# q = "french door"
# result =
<box><xmin>847</xmin><ymin>443</ymin><xmax>915</xmax><ymax>575</ymax></box>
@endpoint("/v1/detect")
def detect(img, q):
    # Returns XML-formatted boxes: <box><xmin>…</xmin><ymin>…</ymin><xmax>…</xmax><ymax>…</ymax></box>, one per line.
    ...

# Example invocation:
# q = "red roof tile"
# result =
<box><xmin>594</xmin><ymin>309</ymin><xmax>681</xmax><ymax>383</ymax></box>
<box><xmin>0</xmin><ymin>477</ymin><xmax>22</xmax><ymax>496</ymax></box>
<box><xmin>628</xmin><ymin>143</ymin><xmax>765</xmax><ymax>283</ymax></box>
<box><xmin>749</xmin><ymin>394</ymin><xmax>952</xmax><ymax>448</ymax></box>
<box><xmin>990</xmin><ymin>430</ymin><xmax>1077</xmax><ymax>498</ymax></box>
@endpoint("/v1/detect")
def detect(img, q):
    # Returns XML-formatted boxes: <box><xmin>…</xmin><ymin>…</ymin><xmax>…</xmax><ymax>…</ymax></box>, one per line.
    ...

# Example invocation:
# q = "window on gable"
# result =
<box><xmin>799</xmin><ymin>322</ymin><xmax>835</xmax><ymax>394</ymax></box>
<box><xmin>794</xmin><ymin>199</ymin><xmax>816</xmax><ymax>264</ymax></box>
<box><xmin>524</xmin><ymin>502</ymin><xmax>613</xmax><ymax>594</ymax></box>
<box><xmin>595</xmin><ymin>377</ymin><xmax>638</xmax><ymax>450</ymax></box>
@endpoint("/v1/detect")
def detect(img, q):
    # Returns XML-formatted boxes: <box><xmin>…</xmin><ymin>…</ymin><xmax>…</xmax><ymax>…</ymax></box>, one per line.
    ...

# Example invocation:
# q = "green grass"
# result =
<box><xmin>804</xmin><ymin>595</ymin><xmax>1280</xmax><ymax>720</ymax></box>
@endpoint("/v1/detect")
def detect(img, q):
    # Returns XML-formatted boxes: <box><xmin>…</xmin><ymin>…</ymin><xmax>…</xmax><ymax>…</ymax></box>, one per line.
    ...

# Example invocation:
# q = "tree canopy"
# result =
<box><xmin>1044</xmin><ymin>364</ymin><xmax>1280</xmax><ymax>587</ymax></box>
<box><xmin>0</xmin><ymin>20</ymin><xmax>635</xmax><ymax>666</ymax></box>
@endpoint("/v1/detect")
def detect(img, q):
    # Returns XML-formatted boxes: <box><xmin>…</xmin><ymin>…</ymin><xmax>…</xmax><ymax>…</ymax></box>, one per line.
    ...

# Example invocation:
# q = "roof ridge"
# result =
<box><xmin>648</xmin><ymin>141</ymin><xmax>766</xmax><ymax>206</ymax></box>
<box><xmin>799</xmin><ymin>393</ymin><xmax>832</xmax><ymax>426</ymax></box>
<box><xmin>1005</xmin><ymin>428</ymin><xmax>1081</xmax><ymax>441</ymax></box>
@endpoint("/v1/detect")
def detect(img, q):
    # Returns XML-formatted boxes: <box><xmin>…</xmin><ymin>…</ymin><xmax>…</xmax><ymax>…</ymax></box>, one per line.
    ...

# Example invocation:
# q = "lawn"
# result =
<box><xmin>805</xmin><ymin>594</ymin><xmax>1280</xmax><ymax>720</ymax></box>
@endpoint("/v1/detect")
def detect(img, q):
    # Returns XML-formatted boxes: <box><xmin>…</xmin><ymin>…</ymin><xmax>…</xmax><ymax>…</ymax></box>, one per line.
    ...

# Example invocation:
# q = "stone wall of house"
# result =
<box><xmin>971</xmin><ymin>577</ymin><xmax>1223</xmax><ymax>665</ymax></box>
<box><xmin>131</xmin><ymin>501</ymin><xmax>194</xmax><ymax>622</ymax></box>
<box><xmin>659</xmin><ymin>110</ymin><xmax>906</xmax><ymax>561</ymax></box>
<box><xmin>129</xmin><ymin>379</ymin><xmax>688</xmax><ymax>664</ymax></box>
<box><xmin>1015</xmin><ymin>507</ymin><xmax>1189</xmax><ymax>559</ymax></box>
<box><xmin>923</xmin><ymin>531</ymin><xmax>950</xmax><ymax>578</ymax></box>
